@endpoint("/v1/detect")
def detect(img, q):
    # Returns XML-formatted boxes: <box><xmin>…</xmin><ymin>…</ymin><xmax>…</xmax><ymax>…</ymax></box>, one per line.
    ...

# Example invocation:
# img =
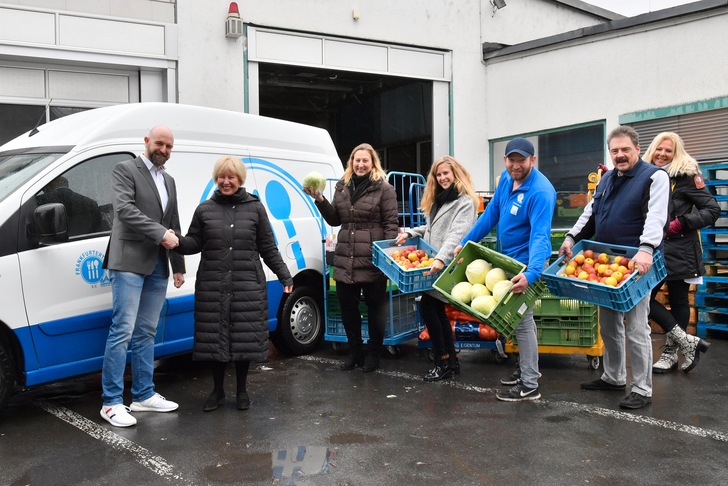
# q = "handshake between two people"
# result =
<box><xmin>161</xmin><ymin>228</ymin><xmax>179</xmax><ymax>249</ymax></box>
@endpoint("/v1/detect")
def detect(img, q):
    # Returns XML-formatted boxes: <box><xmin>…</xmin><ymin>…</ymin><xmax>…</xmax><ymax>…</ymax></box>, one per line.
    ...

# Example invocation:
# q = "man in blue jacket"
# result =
<box><xmin>456</xmin><ymin>137</ymin><xmax>556</xmax><ymax>401</ymax></box>
<box><xmin>559</xmin><ymin>125</ymin><xmax>669</xmax><ymax>410</ymax></box>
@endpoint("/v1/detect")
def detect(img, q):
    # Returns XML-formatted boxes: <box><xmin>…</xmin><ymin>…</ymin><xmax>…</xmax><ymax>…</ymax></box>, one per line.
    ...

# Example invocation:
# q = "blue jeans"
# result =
<box><xmin>101</xmin><ymin>257</ymin><xmax>168</xmax><ymax>405</ymax></box>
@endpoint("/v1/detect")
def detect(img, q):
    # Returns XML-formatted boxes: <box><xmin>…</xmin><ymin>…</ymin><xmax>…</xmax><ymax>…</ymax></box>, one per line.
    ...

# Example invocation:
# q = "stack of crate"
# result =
<box><xmin>696</xmin><ymin>162</ymin><xmax>728</xmax><ymax>337</ymax></box>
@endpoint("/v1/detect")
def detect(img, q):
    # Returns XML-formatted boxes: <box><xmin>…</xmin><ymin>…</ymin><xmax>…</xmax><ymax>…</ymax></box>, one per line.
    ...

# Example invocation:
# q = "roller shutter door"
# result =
<box><xmin>629</xmin><ymin>107</ymin><xmax>728</xmax><ymax>164</ymax></box>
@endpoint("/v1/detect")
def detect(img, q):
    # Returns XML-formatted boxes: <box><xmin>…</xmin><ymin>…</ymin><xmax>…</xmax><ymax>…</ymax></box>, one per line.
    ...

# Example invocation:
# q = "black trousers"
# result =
<box><xmin>336</xmin><ymin>280</ymin><xmax>388</xmax><ymax>352</ymax></box>
<box><xmin>419</xmin><ymin>293</ymin><xmax>456</xmax><ymax>361</ymax></box>
<box><xmin>649</xmin><ymin>278</ymin><xmax>691</xmax><ymax>333</ymax></box>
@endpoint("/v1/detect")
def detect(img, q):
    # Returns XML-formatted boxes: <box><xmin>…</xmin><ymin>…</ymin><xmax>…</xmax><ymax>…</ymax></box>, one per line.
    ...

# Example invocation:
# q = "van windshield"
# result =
<box><xmin>0</xmin><ymin>151</ymin><xmax>67</xmax><ymax>203</ymax></box>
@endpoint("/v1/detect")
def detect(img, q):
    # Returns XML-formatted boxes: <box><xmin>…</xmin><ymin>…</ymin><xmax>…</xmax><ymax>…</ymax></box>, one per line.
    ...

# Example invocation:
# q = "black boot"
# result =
<box><xmin>424</xmin><ymin>363</ymin><xmax>453</xmax><ymax>382</ymax></box>
<box><xmin>425</xmin><ymin>355</ymin><xmax>454</xmax><ymax>382</ymax></box>
<box><xmin>341</xmin><ymin>346</ymin><xmax>364</xmax><ymax>370</ymax></box>
<box><xmin>362</xmin><ymin>344</ymin><xmax>382</xmax><ymax>373</ymax></box>
<box><xmin>236</xmin><ymin>391</ymin><xmax>250</xmax><ymax>410</ymax></box>
<box><xmin>203</xmin><ymin>390</ymin><xmax>225</xmax><ymax>412</ymax></box>
<box><xmin>446</xmin><ymin>355</ymin><xmax>461</xmax><ymax>375</ymax></box>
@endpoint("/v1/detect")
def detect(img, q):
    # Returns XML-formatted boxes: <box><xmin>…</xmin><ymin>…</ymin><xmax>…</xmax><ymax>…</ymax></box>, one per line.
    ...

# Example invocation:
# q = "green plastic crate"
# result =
<box><xmin>512</xmin><ymin>310</ymin><xmax>599</xmax><ymax>347</ymax></box>
<box><xmin>480</xmin><ymin>235</ymin><xmax>497</xmax><ymax>251</ymax></box>
<box><xmin>535</xmin><ymin>313</ymin><xmax>598</xmax><ymax>346</ymax></box>
<box><xmin>433</xmin><ymin>241</ymin><xmax>546</xmax><ymax>338</ymax></box>
<box><xmin>550</xmin><ymin>232</ymin><xmax>566</xmax><ymax>252</ymax></box>
<box><xmin>533</xmin><ymin>293</ymin><xmax>597</xmax><ymax>317</ymax></box>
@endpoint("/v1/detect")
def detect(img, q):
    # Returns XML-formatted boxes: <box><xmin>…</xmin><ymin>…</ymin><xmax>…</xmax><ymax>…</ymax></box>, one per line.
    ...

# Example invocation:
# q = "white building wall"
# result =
<box><xmin>0</xmin><ymin>0</ymin><xmax>610</xmax><ymax>188</ymax></box>
<box><xmin>484</xmin><ymin>10</ymin><xmax>728</xmax><ymax>156</ymax></box>
<box><xmin>0</xmin><ymin>2</ymin><xmax>178</xmax><ymax>109</ymax></box>
<box><xmin>481</xmin><ymin>0</ymin><xmax>615</xmax><ymax>45</ymax></box>
<box><xmin>176</xmin><ymin>0</ymin><xmax>607</xmax><ymax>188</ymax></box>
<box><xmin>2</xmin><ymin>0</ymin><xmax>175</xmax><ymax>22</ymax></box>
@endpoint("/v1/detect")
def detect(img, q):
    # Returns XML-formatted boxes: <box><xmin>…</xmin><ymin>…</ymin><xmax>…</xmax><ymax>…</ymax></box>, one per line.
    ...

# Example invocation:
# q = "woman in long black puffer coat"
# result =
<box><xmin>177</xmin><ymin>156</ymin><xmax>293</xmax><ymax>412</ymax></box>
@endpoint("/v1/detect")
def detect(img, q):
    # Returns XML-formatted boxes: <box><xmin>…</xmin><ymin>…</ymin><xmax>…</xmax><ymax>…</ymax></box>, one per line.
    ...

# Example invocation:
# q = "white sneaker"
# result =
<box><xmin>130</xmin><ymin>393</ymin><xmax>179</xmax><ymax>412</ymax></box>
<box><xmin>100</xmin><ymin>404</ymin><xmax>137</xmax><ymax>427</ymax></box>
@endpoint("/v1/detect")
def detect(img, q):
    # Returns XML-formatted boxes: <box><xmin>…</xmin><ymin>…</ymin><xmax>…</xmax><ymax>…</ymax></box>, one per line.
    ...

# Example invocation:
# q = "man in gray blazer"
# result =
<box><xmin>100</xmin><ymin>125</ymin><xmax>186</xmax><ymax>428</ymax></box>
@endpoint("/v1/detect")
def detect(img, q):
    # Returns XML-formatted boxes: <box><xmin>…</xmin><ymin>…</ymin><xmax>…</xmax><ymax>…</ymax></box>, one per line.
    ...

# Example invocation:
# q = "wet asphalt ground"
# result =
<box><xmin>2</xmin><ymin>332</ymin><xmax>728</xmax><ymax>486</ymax></box>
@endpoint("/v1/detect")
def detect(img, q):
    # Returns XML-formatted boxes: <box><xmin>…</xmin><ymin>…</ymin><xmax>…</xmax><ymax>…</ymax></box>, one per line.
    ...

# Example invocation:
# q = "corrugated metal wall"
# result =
<box><xmin>629</xmin><ymin>108</ymin><xmax>728</xmax><ymax>165</ymax></box>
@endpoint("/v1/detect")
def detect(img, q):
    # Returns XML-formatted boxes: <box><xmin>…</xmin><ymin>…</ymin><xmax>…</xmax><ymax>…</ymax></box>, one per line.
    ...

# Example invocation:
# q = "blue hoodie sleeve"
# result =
<box><xmin>524</xmin><ymin>186</ymin><xmax>556</xmax><ymax>284</ymax></box>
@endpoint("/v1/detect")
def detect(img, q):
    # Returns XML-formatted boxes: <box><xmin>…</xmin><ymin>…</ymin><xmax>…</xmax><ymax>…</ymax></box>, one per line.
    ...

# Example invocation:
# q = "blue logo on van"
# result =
<box><xmin>199</xmin><ymin>157</ymin><xmax>325</xmax><ymax>270</ymax></box>
<box><xmin>265</xmin><ymin>179</ymin><xmax>306</xmax><ymax>269</ymax></box>
<box><xmin>75</xmin><ymin>250</ymin><xmax>110</xmax><ymax>287</ymax></box>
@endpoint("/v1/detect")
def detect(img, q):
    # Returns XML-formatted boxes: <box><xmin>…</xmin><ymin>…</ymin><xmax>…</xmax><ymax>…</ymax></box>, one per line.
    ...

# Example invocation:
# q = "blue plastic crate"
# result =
<box><xmin>542</xmin><ymin>240</ymin><xmax>666</xmax><ymax>312</ymax></box>
<box><xmin>372</xmin><ymin>237</ymin><xmax>438</xmax><ymax>294</ymax></box>
<box><xmin>325</xmin><ymin>291</ymin><xmax>419</xmax><ymax>345</ymax></box>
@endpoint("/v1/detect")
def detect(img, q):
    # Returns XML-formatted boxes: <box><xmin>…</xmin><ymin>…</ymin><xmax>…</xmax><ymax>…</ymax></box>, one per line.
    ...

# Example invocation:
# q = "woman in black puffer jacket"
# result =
<box><xmin>304</xmin><ymin>143</ymin><xmax>399</xmax><ymax>373</ymax></box>
<box><xmin>177</xmin><ymin>156</ymin><xmax>293</xmax><ymax>412</ymax></box>
<box><xmin>643</xmin><ymin>132</ymin><xmax>719</xmax><ymax>374</ymax></box>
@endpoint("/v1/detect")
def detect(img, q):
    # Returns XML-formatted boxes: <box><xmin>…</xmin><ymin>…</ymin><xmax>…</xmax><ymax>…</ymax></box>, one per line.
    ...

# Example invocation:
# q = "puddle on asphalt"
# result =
<box><xmin>203</xmin><ymin>446</ymin><xmax>332</xmax><ymax>483</ymax></box>
<box><xmin>272</xmin><ymin>446</ymin><xmax>331</xmax><ymax>480</ymax></box>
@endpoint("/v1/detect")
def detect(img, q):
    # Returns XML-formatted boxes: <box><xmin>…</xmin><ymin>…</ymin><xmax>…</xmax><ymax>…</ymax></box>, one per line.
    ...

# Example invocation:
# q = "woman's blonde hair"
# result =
<box><xmin>419</xmin><ymin>156</ymin><xmax>479</xmax><ymax>215</ymax></box>
<box><xmin>642</xmin><ymin>132</ymin><xmax>699</xmax><ymax>177</ymax></box>
<box><xmin>212</xmin><ymin>155</ymin><xmax>247</xmax><ymax>184</ymax></box>
<box><xmin>343</xmin><ymin>143</ymin><xmax>387</xmax><ymax>184</ymax></box>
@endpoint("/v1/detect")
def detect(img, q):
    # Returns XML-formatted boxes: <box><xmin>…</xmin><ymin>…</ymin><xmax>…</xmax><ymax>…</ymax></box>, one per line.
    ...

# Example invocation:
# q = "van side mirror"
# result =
<box><xmin>34</xmin><ymin>203</ymin><xmax>69</xmax><ymax>244</ymax></box>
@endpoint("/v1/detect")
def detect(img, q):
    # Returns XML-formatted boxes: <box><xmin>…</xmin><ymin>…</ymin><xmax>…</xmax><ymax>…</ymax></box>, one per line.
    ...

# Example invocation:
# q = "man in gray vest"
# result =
<box><xmin>559</xmin><ymin>126</ymin><xmax>668</xmax><ymax>410</ymax></box>
<box><xmin>100</xmin><ymin>125</ymin><xmax>185</xmax><ymax>427</ymax></box>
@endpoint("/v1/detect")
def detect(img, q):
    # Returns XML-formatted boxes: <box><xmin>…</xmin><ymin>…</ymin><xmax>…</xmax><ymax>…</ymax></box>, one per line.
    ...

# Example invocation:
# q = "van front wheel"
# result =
<box><xmin>0</xmin><ymin>338</ymin><xmax>15</xmax><ymax>412</ymax></box>
<box><xmin>272</xmin><ymin>286</ymin><xmax>324</xmax><ymax>356</ymax></box>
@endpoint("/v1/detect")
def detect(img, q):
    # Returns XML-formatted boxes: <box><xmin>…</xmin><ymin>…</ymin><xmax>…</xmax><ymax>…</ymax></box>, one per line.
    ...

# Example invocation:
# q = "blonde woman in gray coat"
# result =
<box><xmin>396</xmin><ymin>156</ymin><xmax>479</xmax><ymax>381</ymax></box>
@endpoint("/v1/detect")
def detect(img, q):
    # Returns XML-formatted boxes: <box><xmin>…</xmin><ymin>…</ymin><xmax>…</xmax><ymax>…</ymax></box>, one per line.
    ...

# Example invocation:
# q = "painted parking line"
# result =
<box><xmin>299</xmin><ymin>355</ymin><xmax>728</xmax><ymax>443</ymax></box>
<box><xmin>37</xmin><ymin>400</ymin><xmax>193</xmax><ymax>484</ymax></box>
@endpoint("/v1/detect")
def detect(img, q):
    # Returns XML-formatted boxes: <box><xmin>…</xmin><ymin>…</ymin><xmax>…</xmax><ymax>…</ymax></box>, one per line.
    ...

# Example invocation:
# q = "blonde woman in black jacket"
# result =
<box><xmin>304</xmin><ymin>143</ymin><xmax>399</xmax><ymax>373</ymax></box>
<box><xmin>643</xmin><ymin>132</ymin><xmax>718</xmax><ymax>373</ymax></box>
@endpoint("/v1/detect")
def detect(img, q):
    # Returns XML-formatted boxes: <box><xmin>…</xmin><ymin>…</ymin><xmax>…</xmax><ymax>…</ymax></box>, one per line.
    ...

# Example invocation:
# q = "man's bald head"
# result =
<box><xmin>144</xmin><ymin>125</ymin><xmax>174</xmax><ymax>167</ymax></box>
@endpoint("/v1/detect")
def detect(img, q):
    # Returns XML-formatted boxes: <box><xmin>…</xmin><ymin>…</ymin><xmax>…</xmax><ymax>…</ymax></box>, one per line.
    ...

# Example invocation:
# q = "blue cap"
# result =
<box><xmin>505</xmin><ymin>137</ymin><xmax>535</xmax><ymax>157</ymax></box>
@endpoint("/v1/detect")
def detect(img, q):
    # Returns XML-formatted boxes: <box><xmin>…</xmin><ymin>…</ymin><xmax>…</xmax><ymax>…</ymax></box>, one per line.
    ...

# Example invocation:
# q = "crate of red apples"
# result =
<box><xmin>372</xmin><ymin>237</ymin><xmax>438</xmax><ymax>294</ymax></box>
<box><xmin>542</xmin><ymin>240</ymin><xmax>666</xmax><ymax>312</ymax></box>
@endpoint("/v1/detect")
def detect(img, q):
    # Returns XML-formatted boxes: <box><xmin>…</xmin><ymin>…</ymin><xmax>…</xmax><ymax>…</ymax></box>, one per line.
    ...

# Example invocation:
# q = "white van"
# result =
<box><xmin>0</xmin><ymin>103</ymin><xmax>343</xmax><ymax>410</ymax></box>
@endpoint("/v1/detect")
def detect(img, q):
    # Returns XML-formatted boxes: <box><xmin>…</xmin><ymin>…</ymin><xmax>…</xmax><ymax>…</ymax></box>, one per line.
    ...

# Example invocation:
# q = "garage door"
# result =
<box><xmin>628</xmin><ymin>107</ymin><xmax>728</xmax><ymax>165</ymax></box>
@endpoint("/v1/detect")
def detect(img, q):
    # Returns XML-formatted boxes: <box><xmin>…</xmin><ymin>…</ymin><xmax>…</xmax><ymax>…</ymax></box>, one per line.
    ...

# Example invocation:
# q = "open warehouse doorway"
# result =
<box><xmin>258</xmin><ymin>63</ymin><xmax>433</xmax><ymax>174</ymax></box>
